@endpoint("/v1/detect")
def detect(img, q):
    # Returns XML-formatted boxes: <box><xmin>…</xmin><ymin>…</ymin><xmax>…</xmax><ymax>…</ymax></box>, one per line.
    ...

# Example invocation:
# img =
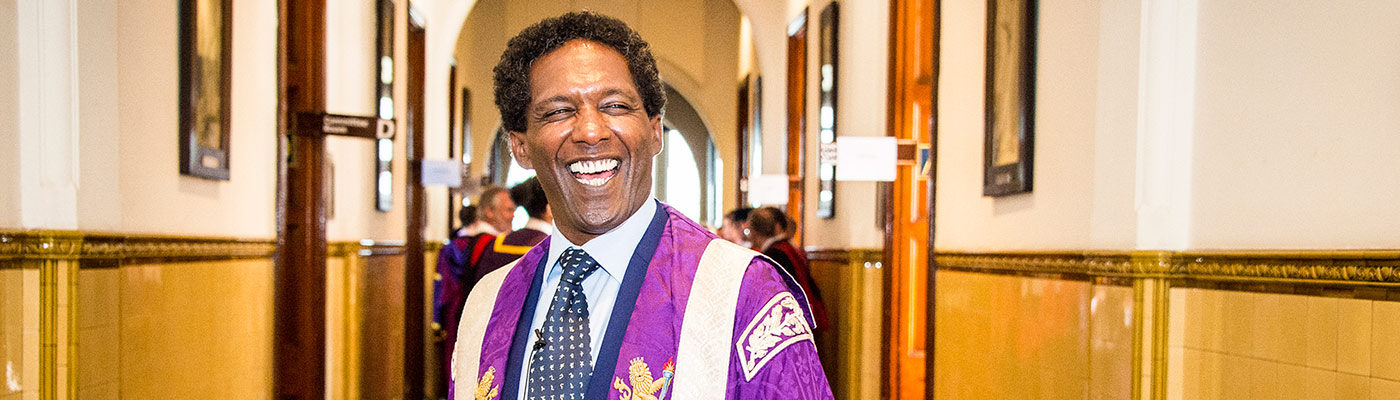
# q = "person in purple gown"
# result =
<box><xmin>450</xmin><ymin>11</ymin><xmax>833</xmax><ymax>400</ymax></box>
<box><xmin>747</xmin><ymin>207</ymin><xmax>830</xmax><ymax>333</ymax></box>
<box><xmin>476</xmin><ymin>177</ymin><xmax>554</xmax><ymax>280</ymax></box>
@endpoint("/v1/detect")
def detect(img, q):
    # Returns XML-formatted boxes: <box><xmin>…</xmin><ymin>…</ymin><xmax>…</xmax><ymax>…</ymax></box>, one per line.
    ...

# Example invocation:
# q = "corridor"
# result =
<box><xmin>2</xmin><ymin>0</ymin><xmax>1397</xmax><ymax>399</ymax></box>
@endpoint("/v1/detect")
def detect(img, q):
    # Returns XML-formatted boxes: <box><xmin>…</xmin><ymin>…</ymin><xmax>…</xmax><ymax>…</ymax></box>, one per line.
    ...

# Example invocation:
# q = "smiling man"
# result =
<box><xmin>451</xmin><ymin>12</ymin><xmax>833</xmax><ymax>400</ymax></box>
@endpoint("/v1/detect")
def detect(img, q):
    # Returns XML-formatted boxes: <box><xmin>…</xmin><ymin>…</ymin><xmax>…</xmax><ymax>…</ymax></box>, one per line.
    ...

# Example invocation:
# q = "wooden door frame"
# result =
<box><xmin>275</xmin><ymin>0</ymin><xmax>328</xmax><ymax>397</ymax></box>
<box><xmin>403</xmin><ymin>10</ymin><xmax>428</xmax><ymax>400</ymax></box>
<box><xmin>883</xmin><ymin>0</ymin><xmax>939</xmax><ymax>398</ymax></box>
<box><xmin>447</xmin><ymin>62</ymin><xmax>457</xmax><ymax>238</ymax></box>
<box><xmin>786</xmin><ymin>10</ymin><xmax>808</xmax><ymax>246</ymax></box>
<box><xmin>925</xmin><ymin>2</ymin><xmax>941</xmax><ymax>397</ymax></box>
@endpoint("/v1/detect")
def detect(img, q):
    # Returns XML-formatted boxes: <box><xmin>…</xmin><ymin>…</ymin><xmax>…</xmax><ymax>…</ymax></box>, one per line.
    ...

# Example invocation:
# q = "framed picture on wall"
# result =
<box><xmin>816</xmin><ymin>2</ymin><xmax>839</xmax><ymax>218</ymax></box>
<box><xmin>375</xmin><ymin>0</ymin><xmax>396</xmax><ymax>211</ymax></box>
<box><xmin>983</xmin><ymin>0</ymin><xmax>1036</xmax><ymax>196</ymax></box>
<box><xmin>178</xmin><ymin>0</ymin><xmax>233</xmax><ymax>180</ymax></box>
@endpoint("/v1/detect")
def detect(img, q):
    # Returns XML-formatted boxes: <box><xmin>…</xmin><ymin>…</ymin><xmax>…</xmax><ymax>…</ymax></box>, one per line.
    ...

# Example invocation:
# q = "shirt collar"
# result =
<box><xmin>523</xmin><ymin>218</ymin><xmax>554</xmax><ymax>235</ymax></box>
<box><xmin>468</xmin><ymin>220</ymin><xmax>502</xmax><ymax>236</ymax></box>
<box><xmin>546</xmin><ymin>198</ymin><xmax>657</xmax><ymax>281</ymax></box>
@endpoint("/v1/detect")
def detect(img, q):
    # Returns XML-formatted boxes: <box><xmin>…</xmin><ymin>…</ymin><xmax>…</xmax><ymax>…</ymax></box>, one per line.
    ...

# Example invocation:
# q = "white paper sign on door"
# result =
<box><xmin>834</xmin><ymin>137</ymin><xmax>897</xmax><ymax>182</ymax></box>
<box><xmin>420</xmin><ymin>159</ymin><xmax>463</xmax><ymax>188</ymax></box>
<box><xmin>747</xmin><ymin>174</ymin><xmax>790</xmax><ymax>206</ymax></box>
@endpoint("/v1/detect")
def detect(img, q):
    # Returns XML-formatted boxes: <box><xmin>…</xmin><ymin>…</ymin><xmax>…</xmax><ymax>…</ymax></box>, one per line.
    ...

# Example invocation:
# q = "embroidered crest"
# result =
<box><xmin>612</xmin><ymin>357</ymin><xmax>675</xmax><ymax>400</ymax></box>
<box><xmin>475</xmin><ymin>366</ymin><xmax>500</xmax><ymax>400</ymax></box>
<box><xmin>736</xmin><ymin>292</ymin><xmax>814</xmax><ymax>381</ymax></box>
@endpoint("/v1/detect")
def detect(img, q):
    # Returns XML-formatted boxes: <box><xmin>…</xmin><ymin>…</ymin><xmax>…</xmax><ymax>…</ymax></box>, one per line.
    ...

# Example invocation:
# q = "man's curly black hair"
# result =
<box><xmin>493</xmin><ymin>11</ymin><xmax>666</xmax><ymax>133</ymax></box>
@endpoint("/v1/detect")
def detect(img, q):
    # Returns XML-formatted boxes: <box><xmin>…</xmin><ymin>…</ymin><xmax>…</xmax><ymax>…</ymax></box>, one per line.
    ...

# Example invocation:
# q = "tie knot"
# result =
<box><xmin>559</xmin><ymin>248</ymin><xmax>600</xmax><ymax>286</ymax></box>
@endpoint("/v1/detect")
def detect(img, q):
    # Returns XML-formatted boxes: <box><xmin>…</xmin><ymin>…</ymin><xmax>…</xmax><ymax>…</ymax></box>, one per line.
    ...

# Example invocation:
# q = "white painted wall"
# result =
<box><xmin>1189</xmin><ymin>0</ymin><xmax>1400</xmax><ymax>250</ymax></box>
<box><xmin>935</xmin><ymin>0</ymin><xmax>1138</xmax><ymax>251</ymax></box>
<box><xmin>800</xmin><ymin>0</ymin><xmax>888</xmax><ymax>250</ymax></box>
<box><xmin>4</xmin><ymin>0</ymin><xmax>280</xmax><ymax>237</ymax></box>
<box><xmin>76</xmin><ymin>0</ymin><xmax>122</xmax><ymax>232</ymax></box>
<box><xmin>112</xmin><ymin>0</ymin><xmax>278</xmax><ymax>238</ymax></box>
<box><xmin>935</xmin><ymin>0</ymin><xmax>1400</xmax><ymax>251</ymax></box>
<box><xmin>15</xmin><ymin>0</ymin><xmax>79</xmax><ymax>229</ymax></box>
<box><xmin>325</xmin><ymin>0</ymin><xmax>410</xmax><ymax>242</ymax></box>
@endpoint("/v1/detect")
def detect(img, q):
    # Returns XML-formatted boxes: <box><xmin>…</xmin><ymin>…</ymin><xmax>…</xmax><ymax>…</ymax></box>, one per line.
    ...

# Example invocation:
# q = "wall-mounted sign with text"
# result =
<box><xmin>296</xmin><ymin>112</ymin><xmax>395</xmax><ymax>140</ymax></box>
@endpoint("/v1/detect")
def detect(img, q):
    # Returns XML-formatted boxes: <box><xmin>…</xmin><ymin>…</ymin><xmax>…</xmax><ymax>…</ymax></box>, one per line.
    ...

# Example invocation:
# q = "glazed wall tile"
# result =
<box><xmin>1369</xmin><ymin>301</ymin><xmax>1400</xmax><ymax>381</ymax></box>
<box><xmin>1336</xmin><ymin>298</ymin><xmax>1373</xmax><ymax>376</ymax></box>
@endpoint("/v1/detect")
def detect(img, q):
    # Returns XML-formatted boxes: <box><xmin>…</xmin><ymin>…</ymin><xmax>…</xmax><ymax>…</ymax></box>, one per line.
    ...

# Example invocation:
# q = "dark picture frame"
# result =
<box><xmin>452</xmin><ymin>87</ymin><xmax>472</xmax><ymax>236</ymax></box>
<box><xmin>747</xmin><ymin>75</ymin><xmax>763</xmax><ymax>207</ymax></box>
<box><xmin>983</xmin><ymin>0</ymin><xmax>1035</xmax><ymax>196</ymax></box>
<box><xmin>375</xmin><ymin>0</ymin><xmax>396</xmax><ymax>211</ymax></box>
<box><xmin>460</xmin><ymin>88</ymin><xmax>472</xmax><ymax>167</ymax></box>
<box><xmin>178</xmin><ymin>0</ymin><xmax>233</xmax><ymax>180</ymax></box>
<box><xmin>816</xmin><ymin>3</ymin><xmax>839</xmax><ymax>219</ymax></box>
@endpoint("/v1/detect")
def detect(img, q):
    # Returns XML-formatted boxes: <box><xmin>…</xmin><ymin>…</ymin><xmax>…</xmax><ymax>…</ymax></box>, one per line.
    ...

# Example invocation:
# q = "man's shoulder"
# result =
<box><xmin>656</xmin><ymin>201</ymin><xmax>720</xmax><ymax>242</ymax></box>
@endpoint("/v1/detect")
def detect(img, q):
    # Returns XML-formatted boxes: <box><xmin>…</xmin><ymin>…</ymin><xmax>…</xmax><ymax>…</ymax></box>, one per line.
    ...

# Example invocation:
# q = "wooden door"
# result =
<box><xmin>886</xmin><ymin>0</ymin><xmax>936</xmax><ymax>398</ymax></box>
<box><xmin>360</xmin><ymin>252</ymin><xmax>407</xmax><ymax>398</ymax></box>
<box><xmin>786</xmin><ymin>10</ymin><xmax>808</xmax><ymax>245</ymax></box>
<box><xmin>276</xmin><ymin>0</ymin><xmax>329</xmax><ymax>397</ymax></box>
<box><xmin>403</xmin><ymin>12</ymin><xmax>428</xmax><ymax>400</ymax></box>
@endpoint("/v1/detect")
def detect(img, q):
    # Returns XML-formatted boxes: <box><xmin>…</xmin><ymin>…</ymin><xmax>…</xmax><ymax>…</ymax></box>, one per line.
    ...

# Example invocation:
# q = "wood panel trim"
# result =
<box><xmin>327</xmin><ymin>240</ymin><xmax>429</xmax><ymax>257</ymax></box>
<box><xmin>0</xmin><ymin>231</ymin><xmax>276</xmax><ymax>266</ymax></box>
<box><xmin>404</xmin><ymin>16</ymin><xmax>429</xmax><ymax>398</ymax></box>
<box><xmin>278</xmin><ymin>0</ymin><xmax>330</xmax><ymax>395</ymax></box>
<box><xmin>936</xmin><ymin>250</ymin><xmax>1400</xmax><ymax>288</ymax></box>
<box><xmin>786</xmin><ymin>9</ymin><xmax>808</xmax><ymax>246</ymax></box>
<box><xmin>805</xmin><ymin>248</ymin><xmax>884</xmax><ymax>263</ymax></box>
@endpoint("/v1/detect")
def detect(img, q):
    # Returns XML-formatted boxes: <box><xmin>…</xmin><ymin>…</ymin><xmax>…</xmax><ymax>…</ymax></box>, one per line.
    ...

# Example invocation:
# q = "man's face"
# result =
<box><xmin>486</xmin><ymin>191</ymin><xmax>516</xmax><ymax>233</ymax></box>
<box><xmin>508</xmin><ymin>40</ymin><xmax>662</xmax><ymax>244</ymax></box>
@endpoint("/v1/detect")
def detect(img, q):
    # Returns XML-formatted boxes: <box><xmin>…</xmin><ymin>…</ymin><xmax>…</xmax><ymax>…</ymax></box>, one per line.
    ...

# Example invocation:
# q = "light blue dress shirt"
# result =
<box><xmin>516</xmin><ymin>198</ymin><xmax>657</xmax><ymax>399</ymax></box>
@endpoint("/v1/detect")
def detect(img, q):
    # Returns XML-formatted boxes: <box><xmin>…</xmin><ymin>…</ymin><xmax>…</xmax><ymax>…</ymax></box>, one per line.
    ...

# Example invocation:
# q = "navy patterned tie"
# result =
<box><xmin>527</xmin><ymin>248</ymin><xmax>601</xmax><ymax>399</ymax></box>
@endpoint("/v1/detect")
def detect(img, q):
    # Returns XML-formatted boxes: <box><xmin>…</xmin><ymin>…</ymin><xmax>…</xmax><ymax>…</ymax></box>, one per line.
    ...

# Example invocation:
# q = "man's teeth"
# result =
<box><xmin>568</xmin><ymin>159</ymin><xmax>618</xmax><ymax>174</ymax></box>
<box><xmin>568</xmin><ymin>159</ymin><xmax>617</xmax><ymax>186</ymax></box>
<box><xmin>577</xmin><ymin>177</ymin><xmax>611</xmax><ymax>186</ymax></box>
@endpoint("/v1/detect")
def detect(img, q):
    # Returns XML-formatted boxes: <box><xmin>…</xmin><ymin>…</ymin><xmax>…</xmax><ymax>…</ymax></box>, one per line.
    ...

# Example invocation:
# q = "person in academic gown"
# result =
<box><xmin>476</xmin><ymin>177</ymin><xmax>555</xmax><ymax>280</ymax></box>
<box><xmin>450</xmin><ymin>12</ymin><xmax>833</xmax><ymax>400</ymax></box>
<box><xmin>746</xmin><ymin>207</ymin><xmax>831</xmax><ymax>332</ymax></box>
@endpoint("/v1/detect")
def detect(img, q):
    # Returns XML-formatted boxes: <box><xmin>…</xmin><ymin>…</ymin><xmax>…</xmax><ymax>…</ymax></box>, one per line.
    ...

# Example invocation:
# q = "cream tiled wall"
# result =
<box><xmin>1</xmin><ymin>269</ymin><xmax>36</xmax><ymax>400</ymax></box>
<box><xmin>69</xmin><ymin>260</ymin><xmax>275</xmax><ymax>399</ymax></box>
<box><xmin>1171</xmin><ymin>288</ymin><xmax>1400</xmax><ymax>400</ymax></box>
<box><xmin>934</xmin><ymin>270</ymin><xmax>1135</xmax><ymax>400</ymax></box>
<box><xmin>76</xmin><ymin>269</ymin><xmax>118</xmax><ymax>399</ymax></box>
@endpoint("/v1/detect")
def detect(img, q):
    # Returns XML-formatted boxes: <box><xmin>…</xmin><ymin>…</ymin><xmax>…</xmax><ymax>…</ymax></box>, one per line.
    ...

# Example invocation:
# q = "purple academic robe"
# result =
<box><xmin>453</xmin><ymin>202</ymin><xmax>833</xmax><ymax>400</ymax></box>
<box><xmin>474</xmin><ymin>228</ymin><xmax>550</xmax><ymax>281</ymax></box>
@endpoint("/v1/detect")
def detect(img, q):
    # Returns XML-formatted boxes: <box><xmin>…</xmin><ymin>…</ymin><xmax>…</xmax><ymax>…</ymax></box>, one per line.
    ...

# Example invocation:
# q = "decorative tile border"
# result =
<box><xmin>0</xmin><ymin>231</ymin><xmax>275</xmax><ymax>266</ymax></box>
<box><xmin>936</xmin><ymin>250</ymin><xmax>1400</xmax><ymax>287</ymax></box>
<box><xmin>0</xmin><ymin>232</ymin><xmax>83</xmax><ymax>261</ymax></box>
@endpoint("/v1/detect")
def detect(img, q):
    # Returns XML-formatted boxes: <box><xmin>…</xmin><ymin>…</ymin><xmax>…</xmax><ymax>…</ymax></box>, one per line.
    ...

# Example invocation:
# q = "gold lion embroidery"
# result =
<box><xmin>612</xmin><ymin>357</ymin><xmax>675</xmax><ymax>400</ymax></box>
<box><xmin>475</xmin><ymin>366</ymin><xmax>500</xmax><ymax>400</ymax></box>
<box><xmin>736</xmin><ymin>292</ymin><xmax>813</xmax><ymax>381</ymax></box>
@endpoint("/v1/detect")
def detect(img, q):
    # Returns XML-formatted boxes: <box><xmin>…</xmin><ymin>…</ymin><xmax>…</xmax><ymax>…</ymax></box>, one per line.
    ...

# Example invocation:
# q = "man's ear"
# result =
<box><xmin>647</xmin><ymin>115</ymin><xmax>664</xmax><ymax>157</ymax></box>
<box><xmin>506</xmin><ymin>130</ymin><xmax>533</xmax><ymax>169</ymax></box>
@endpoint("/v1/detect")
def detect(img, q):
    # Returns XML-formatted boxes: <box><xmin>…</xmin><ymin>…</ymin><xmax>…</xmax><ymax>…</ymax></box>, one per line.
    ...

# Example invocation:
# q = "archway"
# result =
<box><xmin>657</xmin><ymin>85</ymin><xmax>722</xmax><ymax>227</ymax></box>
